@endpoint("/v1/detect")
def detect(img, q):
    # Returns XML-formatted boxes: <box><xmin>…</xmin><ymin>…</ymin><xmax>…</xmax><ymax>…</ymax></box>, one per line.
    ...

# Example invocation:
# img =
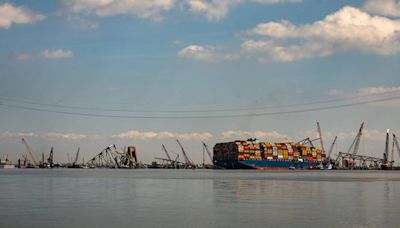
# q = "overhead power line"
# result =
<box><xmin>1</xmin><ymin>95</ymin><xmax>399</xmax><ymax>119</ymax></box>
<box><xmin>1</xmin><ymin>90</ymin><xmax>399</xmax><ymax>113</ymax></box>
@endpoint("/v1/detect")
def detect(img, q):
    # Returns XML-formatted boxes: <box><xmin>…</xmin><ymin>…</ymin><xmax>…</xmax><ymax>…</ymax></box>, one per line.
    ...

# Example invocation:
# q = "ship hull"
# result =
<box><xmin>214</xmin><ymin>159</ymin><xmax>320</xmax><ymax>170</ymax></box>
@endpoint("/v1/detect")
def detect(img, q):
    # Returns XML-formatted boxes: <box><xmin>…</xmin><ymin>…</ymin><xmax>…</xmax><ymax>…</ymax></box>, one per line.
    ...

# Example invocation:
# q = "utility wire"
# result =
<box><xmin>1</xmin><ymin>95</ymin><xmax>399</xmax><ymax>119</ymax></box>
<box><xmin>1</xmin><ymin>90</ymin><xmax>399</xmax><ymax>113</ymax></box>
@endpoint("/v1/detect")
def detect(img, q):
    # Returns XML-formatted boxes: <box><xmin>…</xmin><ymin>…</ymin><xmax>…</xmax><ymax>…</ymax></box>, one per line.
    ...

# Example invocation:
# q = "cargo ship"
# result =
<box><xmin>213</xmin><ymin>139</ymin><xmax>325</xmax><ymax>170</ymax></box>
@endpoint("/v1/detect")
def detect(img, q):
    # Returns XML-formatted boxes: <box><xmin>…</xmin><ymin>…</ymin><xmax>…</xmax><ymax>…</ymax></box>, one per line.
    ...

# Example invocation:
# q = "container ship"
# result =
<box><xmin>213</xmin><ymin>139</ymin><xmax>325</xmax><ymax>170</ymax></box>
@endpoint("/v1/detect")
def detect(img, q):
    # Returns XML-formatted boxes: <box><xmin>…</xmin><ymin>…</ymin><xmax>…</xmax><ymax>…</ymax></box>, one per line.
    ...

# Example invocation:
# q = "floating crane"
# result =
<box><xmin>162</xmin><ymin>144</ymin><xmax>172</xmax><ymax>161</ymax></box>
<box><xmin>348</xmin><ymin>122</ymin><xmax>364</xmax><ymax>156</ymax></box>
<box><xmin>176</xmin><ymin>139</ymin><xmax>193</xmax><ymax>168</ymax></box>
<box><xmin>383</xmin><ymin>129</ymin><xmax>390</xmax><ymax>164</ymax></box>
<box><xmin>202</xmin><ymin>142</ymin><xmax>214</xmax><ymax>165</ymax></box>
<box><xmin>317</xmin><ymin>122</ymin><xmax>326</xmax><ymax>155</ymax></box>
<box><xmin>394</xmin><ymin>134</ymin><xmax>400</xmax><ymax>163</ymax></box>
<box><xmin>47</xmin><ymin>147</ymin><xmax>54</xmax><ymax>168</ymax></box>
<box><xmin>68</xmin><ymin>148</ymin><xmax>81</xmax><ymax>168</ymax></box>
<box><xmin>334</xmin><ymin>122</ymin><xmax>383</xmax><ymax>169</ymax></box>
<box><xmin>21</xmin><ymin>138</ymin><xmax>39</xmax><ymax>168</ymax></box>
<box><xmin>327</xmin><ymin>136</ymin><xmax>338</xmax><ymax>159</ymax></box>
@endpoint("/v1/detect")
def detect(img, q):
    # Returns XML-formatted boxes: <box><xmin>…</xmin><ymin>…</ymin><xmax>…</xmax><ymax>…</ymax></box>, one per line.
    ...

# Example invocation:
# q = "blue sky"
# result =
<box><xmin>0</xmin><ymin>0</ymin><xmax>400</xmax><ymax>164</ymax></box>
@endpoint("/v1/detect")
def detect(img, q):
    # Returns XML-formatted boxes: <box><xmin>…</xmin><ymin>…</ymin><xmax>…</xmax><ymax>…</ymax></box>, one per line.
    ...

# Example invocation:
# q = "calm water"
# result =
<box><xmin>0</xmin><ymin>169</ymin><xmax>399</xmax><ymax>228</ymax></box>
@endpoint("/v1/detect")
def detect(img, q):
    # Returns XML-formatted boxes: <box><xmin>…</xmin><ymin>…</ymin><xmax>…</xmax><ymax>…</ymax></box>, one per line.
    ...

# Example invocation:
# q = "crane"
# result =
<box><xmin>202</xmin><ymin>142</ymin><xmax>214</xmax><ymax>165</ymax></box>
<box><xmin>383</xmin><ymin>129</ymin><xmax>389</xmax><ymax>164</ymax></box>
<box><xmin>176</xmin><ymin>139</ymin><xmax>193</xmax><ymax>168</ymax></box>
<box><xmin>162</xmin><ymin>144</ymin><xmax>172</xmax><ymax>161</ymax></box>
<box><xmin>348</xmin><ymin>122</ymin><xmax>364</xmax><ymax>156</ymax></box>
<box><xmin>327</xmin><ymin>136</ymin><xmax>338</xmax><ymax>159</ymax></box>
<box><xmin>317</xmin><ymin>122</ymin><xmax>326</xmax><ymax>155</ymax></box>
<box><xmin>393</xmin><ymin>134</ymin><xmax>400</xmax><ymax>163</ymax></box>
<box><xmin>296</xmin><ymin>137</ymin><xmax>319</xmax><ymax>147</ymax></box>
<box><xmin>68</xmin><ymin>148</ymin><xmax>80</xmax><ymax>168</ymax></box>
<box><xmin>47</xmin><ymin>147</ymin><xmax>54</xmax><ymax>168</ymax></box>
<box><xmin>21</xmin><ymin>138</ymin><xmax>39</xmax><ymax>167</ymax></box>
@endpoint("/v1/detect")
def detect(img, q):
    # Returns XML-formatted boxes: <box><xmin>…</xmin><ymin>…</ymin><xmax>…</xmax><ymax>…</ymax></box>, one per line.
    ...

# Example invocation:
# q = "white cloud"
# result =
<box><xmin>40</xmin><ymin>49</ymin><xmax>74</xmax><ymax>59</ymax></box>
<box><xmin>17</xmin><ymin>53</ymin><xmax>32</xmax><ymax>60</ymax></box>
<box><xmin>0</xmin><ymin>3</ymin><xmax>45</xmax><ymax>29</ymax></box>
<box><xmin>242</xmin><ymin>6</ymin><xmax>400</xmax><ymax>62</ymax></box>
<box><xmin>221</xmin><ymin>130</ymin><xmax>290</xmax><ymax>141</ymax></box>
<box><xmin>178</xmin><ymin>45</ymin><xmax>239</xmax><ymax>62</ymax></box>
<box><xmin>43</xmin><ymin>132</ymin><xmax>88</xmax><ymax>140</ymax></box>
<box><xmin>328</xmin><ymin>86</ymin><xmax>400</xmax><ymax>97</ymax></box>
<box><xmin>186</xmin><ymin>0</ymin><xmax>242</xmax><ymax>22</ymax></box>
<box><xmin>252</xmin><ymin>0</ymin><xmax>302</xmax><ymax>4</ymax></box>
<box><xmin>357</xmin><ymin>86</ymin><xmax>400</xmax><ymax>96</ymax></box>
<box><xmin>328</xmin><ymin>86</ymin><xmax>400</xmax><ymax>107</ymax></box>
<box><xmin>17</xmin><ymin>49</ymin><xmax>74</xmax><ymax>60</ymax></box>
<box><xmin>61</xmin><ymin>0</ymin><xmax>175</xmax><ymax>21</ymax></box>
<box><xmin>112</xmin><ymin>130</ymin><xmax>213</xmax><ymax>141</ymax></box>
<box><xmin>0</xmin><ymin>131</ymin><xmax>36</xmax><ymax>138</ymax></box>
<box><xmin>363</xmin><ymin>0</ymin><xmax>400</xmax><ymax>17</ymax></box>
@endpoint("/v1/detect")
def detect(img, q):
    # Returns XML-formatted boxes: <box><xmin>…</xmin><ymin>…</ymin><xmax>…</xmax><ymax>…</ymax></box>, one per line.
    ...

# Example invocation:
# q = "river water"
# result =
<box><xmin>0</xmin><ymin>169</ymin><xmax>399</xmax><ymax>227</ymax></box>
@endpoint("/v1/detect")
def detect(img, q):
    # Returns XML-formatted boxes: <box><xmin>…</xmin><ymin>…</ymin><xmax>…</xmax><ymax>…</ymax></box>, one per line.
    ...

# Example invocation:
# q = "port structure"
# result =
<box><xmin>393</xmin><ymin>134</ymin><xmax>400</xmax><ymax>165</ymax></box>
<box><xmin>87</xmin><ymin>144</ymin><xmax>138</xmax><ymax>168</ymax></box>
<box><xmin>21</xmin><ymin>138</ymin><xmax>39</xmax><ymax>168</ymax></box>
<box><xmin>154</xmin><ymin>144</ymin><xmax>181</xmax><ymax>168</ymax></box>
<box><xmin>176</xmin><ymin>139</ymin><xmax>194</xmax><ymax>168</ymax></box>
<box><xmin>202</xmin><ymin>142</ymin><xmax>214</xmax><ymax>168</ymax></box>
<box><xmin>334</xmin><ymin>122</ymin><xmax>385</xmax><ymax>169</ymax></box>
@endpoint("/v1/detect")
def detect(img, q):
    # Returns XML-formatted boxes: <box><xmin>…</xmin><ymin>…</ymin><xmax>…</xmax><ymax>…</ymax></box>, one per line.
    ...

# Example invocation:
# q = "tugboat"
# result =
<box><xmin>0</xmin><ymin>154</ymin><xmax>15</xmax><ymax>169</ymax></box>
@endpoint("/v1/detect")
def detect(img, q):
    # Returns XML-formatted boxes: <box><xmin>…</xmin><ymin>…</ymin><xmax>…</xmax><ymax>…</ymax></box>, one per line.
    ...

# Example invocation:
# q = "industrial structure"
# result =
<box><xmin>86</xmin><ymin>144</ymin><xmax>138</xmax><ymax>168</ymax></box>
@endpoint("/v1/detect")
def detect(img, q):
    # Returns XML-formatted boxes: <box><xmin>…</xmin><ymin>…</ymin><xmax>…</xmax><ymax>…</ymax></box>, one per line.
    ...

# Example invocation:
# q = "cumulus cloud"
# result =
<box><xmin>357</xmin><ymin>86</ymin><xmax>400</xmax><ymax>96</ymax></box>
<box><xmin>178</xmin><ymin>45</ymin><xmax>239</xmax><ymax>62</ymax></box>
<box><xmin>43</xmin><ymin>132</ymin><xmax>88</xmax><ymax>140</ymax></box>
<box><xmin>186</xmin><ymin>0</ymin><xmax>242</xmax><ymax>22</ymax></box>
<box><xmin>17</xmin><ymin>49</ymin><xmax>74</xmax><ymax>60</ymax></box>
<box><xmin>0</xmin><ymin>132</ymin><xmax>36</xmax><ymax>138</ymax></box>
<box><xmin>0</xmin><ymin>3</ymin><xmax>45</xmax><ymax>29</ymax></box>
<box><xmin>40</xmin><ymin>49</ymin><xmax>74</xmax><ymax>59</ymax></box>
<box><xmin>363</xmin><ymin>0</ymin><xmax>400</xmax><ymax>17</ymax></box>
<box><xmin>60</xmin><ymin>0</ymin><xmax>175</xmax><ymax>21</ymax></box>
<box><xmin>242</xmin><ymin>6</ymin><xmax>400</xmax><ymax>62</ymax></box>
<box><xmin>328</xmin><ymin>86</ymin><xmax>400</xmax><ymax>97</ymax></box>
<box><xmin>112</xmin><ymin>130</ymin><xmax>213</xmax><ymax>141</ymax></box>
<box><xmin>221</xmin><ymin>130</ymin><xmax>290</xmax><ymax>141</ymax></box>
<box><xmin>252</xmin><ymin>0</ymin><xmax>302</xmax><ymax>4</ymax></box>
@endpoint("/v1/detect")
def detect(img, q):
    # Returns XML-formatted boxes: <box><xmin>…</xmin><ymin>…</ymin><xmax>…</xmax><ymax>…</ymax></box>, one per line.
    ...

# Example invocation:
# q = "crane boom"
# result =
<box><xmin>48</xmin><ymin>147</ymin><xmax>54</xmax><ymax>167</ymax></box>
<box><xmin>176</xmin><ymin>139</ymin><xmax>192</xmax><ymax>166</ymax></box>
<box><xmin>384</xmin><ymin>129</ymin><xmax>390</xmax><ymax>163</ymax></box>
<box><xmin>327</xmin><ymin>136</ymin><xmax>337</xmax><ymax>159</ymax></box>
<box><xmin>348</xmin><ymin>122</ymin><xmax>364</xmax><ymax>156</ymax></box>
<box><xmin>21</xmin><ymin>138</ymin><xmax>39</xmax><ymax>167</ymax></box>
<box><xmin>394</xmin><ymin>134</ymin><xmax>400</xmax><ymax>161</ymax></box>
<box><xmin>202</xmin><ymin>142</ymin><xmax>213</xmax><ymax>164</ymax></box>
<box><xmin>162</xmin><ymin>144</ymin><xmax>172</xmax><ymax>161</ymax></box>
<box><xmin>73</xmin><ymin>148</ymin><xmax>80</xmax><ymax>165</ymax></box>
<box><xmin>391</xmin><ymin>134</ymin><xmax>395</xmax><ymax>162</ymax></box>
<box><xmin>317</xmin><ymin>122</ymin><xmax>326</xmax><ymax>155</ymax></box>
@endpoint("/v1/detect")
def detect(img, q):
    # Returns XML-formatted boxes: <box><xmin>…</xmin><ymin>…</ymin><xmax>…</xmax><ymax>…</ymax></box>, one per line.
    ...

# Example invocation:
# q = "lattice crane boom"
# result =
<box><xmin>21</xmin><ymin>138</ymin><xmax>39</xmax><ymax>167</ymax></box>
<box><xmin>176</xmin><ymin>139</ymin><xmax>192</xmax><ymax>166</ymax></box>
<box><xmin>317</xmin><ymin>122</ymin><xmax>326</xmax><ymax>155</ymax></box>
<box><xmin>327</xmin><ymin>136</ymin><xmax>337</xmax><ymax>159</ymax></box>
<box><xmin>394</xmin><ymin>134</ymin><xmax>400</xmax><ymax>161</ymax></box>
<box><xmin>348</xmin><ymin>122</ymin><xmax>364</xmax><ymax>156</ymax></box>
<box><xmin>202</xmin><ymin>142</ymin><xmax>213</xmax><ymax>164</ymax></box>
<box><xmin>162</xmin><ymin>144</ymin><xmax>172</xmax><ymax>161</ymax></box>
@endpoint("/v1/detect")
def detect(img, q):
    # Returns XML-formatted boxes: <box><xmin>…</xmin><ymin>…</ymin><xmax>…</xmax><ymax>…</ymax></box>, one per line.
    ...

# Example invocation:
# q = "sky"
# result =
<box><xmin>0</xmin><ymin>0</ymin><xmax>400</xmax><ymax>164</ymax></box>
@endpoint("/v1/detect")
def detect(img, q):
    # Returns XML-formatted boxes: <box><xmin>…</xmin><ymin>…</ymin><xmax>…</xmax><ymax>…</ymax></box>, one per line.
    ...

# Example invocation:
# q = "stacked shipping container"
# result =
<box><xmin>214</xmin><ymin>139</ymin><xmax>325</xmax><ymax>169</ymax></box>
